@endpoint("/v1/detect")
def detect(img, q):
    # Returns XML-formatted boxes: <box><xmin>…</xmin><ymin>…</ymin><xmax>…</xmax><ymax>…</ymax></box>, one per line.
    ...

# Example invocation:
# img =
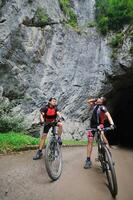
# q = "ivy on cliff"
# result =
<box><xmin>95</xmin><ymin>0</ymin><xmax>133</xmax><ymax>35</ymax></box>
<box><xmin>59</xmin><ymin>0</ymin><xmax>78</xmax><ymax>28</ymax></box>
<box><xmin>35</xmin><ymin>7</ymin><xmax>49</xmax><ymax>26</ymax></box>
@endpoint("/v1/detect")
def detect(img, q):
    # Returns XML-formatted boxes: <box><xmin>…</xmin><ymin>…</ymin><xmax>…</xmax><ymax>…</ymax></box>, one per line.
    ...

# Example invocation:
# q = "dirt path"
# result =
<box><xmin>0</xmin><ymin>147</ymin><xmax>133</xmax><ymax>200</ymax></box>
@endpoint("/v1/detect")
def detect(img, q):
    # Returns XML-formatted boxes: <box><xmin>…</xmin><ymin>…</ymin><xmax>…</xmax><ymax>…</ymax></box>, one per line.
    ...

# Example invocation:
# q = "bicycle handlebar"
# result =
<box><xmin>40</xmin><ymin>117</ymin><xmax>65</xmax><ymax>126</ymax></box>
<box><xmin>87</xmin><ymin>127</ymin><xmax>113</xmax><ymax>132</ymax></box>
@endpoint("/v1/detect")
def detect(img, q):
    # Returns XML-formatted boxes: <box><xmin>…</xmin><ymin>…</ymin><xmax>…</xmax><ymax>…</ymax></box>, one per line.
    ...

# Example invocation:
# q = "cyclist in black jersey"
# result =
<box><xmin>84</xmin><ymin>97</ymin><xmax>114</xmax><ymax>169</ymax></box>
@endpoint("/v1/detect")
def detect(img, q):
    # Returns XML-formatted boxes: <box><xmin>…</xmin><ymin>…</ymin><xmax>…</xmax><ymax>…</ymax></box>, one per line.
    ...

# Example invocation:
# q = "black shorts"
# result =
<box><xmin>43</xmin><ymin>123</ymin><xmax>53</xmax><ymax>134</ymax></box>
<box><xmin>89</xmin><ymin>125</ymin><xmax>97</xmax><ymax>137</ymax></box>
<box><xmin>88</xmin><ymin>124</ymin><xmax>104</xmax><ymax>138</ymax></box>
<box><xmin>43</xmin><ymin>121</ymin><xmax>58</xmax><ymax>134</ymax></box>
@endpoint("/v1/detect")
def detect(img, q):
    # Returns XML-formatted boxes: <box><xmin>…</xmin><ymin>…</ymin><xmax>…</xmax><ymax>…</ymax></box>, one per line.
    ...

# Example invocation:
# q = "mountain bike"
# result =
<box><xmin>88</xmin><ymin>127</ymin><xmax>118</xmax><ymax>198</ymax></box>
<box><xmin>45</xmin><ymin>120</ymin><xmax>63</xmax><ymax>181</ymax></box>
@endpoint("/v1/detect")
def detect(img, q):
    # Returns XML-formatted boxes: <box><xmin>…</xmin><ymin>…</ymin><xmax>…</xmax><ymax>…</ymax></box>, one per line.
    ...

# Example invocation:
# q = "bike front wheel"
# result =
<box><xmin>98</xmin><ymin>143</ymin><xmax>106</xmax><ymax>173</ymax></box>
<box><xmin>104</xmin><ymin>146</ymin><xmax>118</xmax><ymax>198</ymax></box>
<box><xmin>45</xmin><ymin>139</ymin><xmax>63</xmax><ymax>181</ymax></box>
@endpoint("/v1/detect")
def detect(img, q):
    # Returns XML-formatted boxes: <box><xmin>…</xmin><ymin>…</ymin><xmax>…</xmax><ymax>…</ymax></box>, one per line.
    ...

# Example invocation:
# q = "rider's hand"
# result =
<box><xmin>40</xmin><ymin>121</ymin><xmax>44</xmax><ymax>126</ymax></box>
<box><xmin>58</xmin><ymin>116</ymin><xmax>65</xmax><ymax>122</ymax></box>
<box><xmin>97</xmin><ymin>124</ymin><xmax>104</xmax><ymax>130</ymax></box>
<box><xmin>110</xmin><ymin>124</ymin><xmax>115</xmax><ymax>130</ymax></box>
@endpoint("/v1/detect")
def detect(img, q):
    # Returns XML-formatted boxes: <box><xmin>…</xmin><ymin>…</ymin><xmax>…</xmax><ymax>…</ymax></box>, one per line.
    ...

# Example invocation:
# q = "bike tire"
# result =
<box><xmin>104</xmin><ymin>146</ymin><xmax>118</xmax><ymax>197</ymax></box>
<box><xmin>45</xmin><ymin>139</ymin><xmax>63</xmax><ymax>181</ymax></box>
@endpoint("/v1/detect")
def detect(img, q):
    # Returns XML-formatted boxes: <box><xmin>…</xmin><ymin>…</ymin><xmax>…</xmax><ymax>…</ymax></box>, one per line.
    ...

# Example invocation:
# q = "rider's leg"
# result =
<box><xmin>33</xmin><ymin>124</ymin><xmax>50</xmax><ymax>160</ymax></box>
<box><xmin>101</xmin><ymin>131</ymin><xmax>110</xmax><ymax>148</ymax></box>
<box><xmin>38</xmin><ymin>134</ymin><xmax>47</xmax><ymax>150</ymax></box>
<box><xmin>39</xmin><ymin>123</ymin><xmax>51</xmax><ymax>150</ymax></box>
<box><xmin>87</xmin><ymin>137</ymin><xmax>94</xmax><ymax>158</ymax></box>
<box><xmin>84</xmin><ymin>131</ymin><xmax>94</xmax><ymax>169</ymax></box>
<box><xmin>57</xmin><ymin>122</ymin><xmax>63</xmax><ymax>136</ymax></box>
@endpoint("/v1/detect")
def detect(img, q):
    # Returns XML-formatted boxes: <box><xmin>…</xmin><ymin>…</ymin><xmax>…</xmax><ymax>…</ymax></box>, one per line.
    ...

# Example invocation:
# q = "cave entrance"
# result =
<box><xmin>107</xmin><ymin>87</ymin><xmax>133</xmax><ymax>148</ymax></box>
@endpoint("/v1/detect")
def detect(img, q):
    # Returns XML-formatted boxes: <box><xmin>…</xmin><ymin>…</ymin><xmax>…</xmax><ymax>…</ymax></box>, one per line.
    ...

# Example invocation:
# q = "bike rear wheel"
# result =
<box><xmin>104</xmin><ymin>146</ymin><xmax>118</xmax><ymax>197</ymax></box>
<box><xmin>45</xmin><ymin>139</ymin><xmax>62</xmax><ymax>181</ymax></box>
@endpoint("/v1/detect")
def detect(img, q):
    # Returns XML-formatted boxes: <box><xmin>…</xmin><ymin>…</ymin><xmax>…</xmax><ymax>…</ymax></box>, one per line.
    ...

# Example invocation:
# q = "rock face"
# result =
<box><xmin>0</xmin><ymin>0</ymin><xmax>133</xmax><ymax>139</ymax></box>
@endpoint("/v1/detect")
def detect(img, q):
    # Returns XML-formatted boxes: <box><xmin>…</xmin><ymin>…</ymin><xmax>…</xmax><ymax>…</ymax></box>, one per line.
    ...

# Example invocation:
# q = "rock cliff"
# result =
<box><xmin>0</xmin><ymin>0</ymin><xmax>132</xmax><ymax>139</ymax></box>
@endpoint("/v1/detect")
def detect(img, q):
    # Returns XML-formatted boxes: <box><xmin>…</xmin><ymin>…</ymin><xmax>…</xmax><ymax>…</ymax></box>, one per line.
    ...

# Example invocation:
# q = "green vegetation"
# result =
<box><xmin>63</xmin><ymin>139</ymin><xmax>88</xmax><ymax>146</ymax></box>
<box><xmin>0</xmin><ymin>102</ymin><xmax>25</xmax><ymax>133</ymax></box>
<box><xmin>95</xmin><ymin>0</ymin><xmax>133</xmax><ymax>34</ymax></box>
<box><xmin>0</xmin><ymin>116</ymin><xmax>25</xmax><ymax>133</ymax></box>
<box><xmin>0</xmin><ymin>132</ymin><xmax>89</xmax><ymax>153</ymax></box>
<box><xmin>109</xmin><ymin>25</ymin><xmax>133</xmax><ymax>60</ymax></box>
<box><xmin>59</xmin><ymin>0</ymin><xmax>78</xmax><ymax>28</ymax></box>
<box><xmin>35</xmin><ymin>7</ymin><xmax>49</xmax><ymax>25</ymax></box>
<box><xmin>109</xmin><ymin>32</ymin><xmax>124</xmax><ymax>48</ymax></box>
<box><xmin>0</xmin><ymin>132</ymin><xmax>39</xmax><ymax>153</ymax></box>
<box><xmin>4</xmin><ymin>88</ymin><xmax>25</xmax><ymax>101</ymax></box>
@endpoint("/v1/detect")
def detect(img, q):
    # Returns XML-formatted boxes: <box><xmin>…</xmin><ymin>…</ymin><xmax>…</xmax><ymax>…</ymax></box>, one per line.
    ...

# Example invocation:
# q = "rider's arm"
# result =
<box><xmin>40</xmin><ymin>107</ymin><xmax>46</xmax><ymax>124</ymax></box>
<box><xmin>57</xmin><ymin>111</ymin><xmax>62</xmax><ymax>119</ymax></box>
<box><xmin>40</xmin><ymin>112</ymin><xmax>44</xmax><ymax>123</ymax></box>
<box><xmin>87</xmin><ymin>98</ymin><xmax>97</xmax><ymax>106</ymax></box>
<box><xmin>105</xmin><ymin>111</ymin><xmax>114</xmax><ymax>126</ymax></box>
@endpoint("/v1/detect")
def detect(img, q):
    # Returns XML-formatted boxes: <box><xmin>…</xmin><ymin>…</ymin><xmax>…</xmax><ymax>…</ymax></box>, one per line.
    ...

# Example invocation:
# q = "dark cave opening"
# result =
<box><xmin>107</xmin><ymin>88</ymin><xmax>133</xmax><ymax>148</ymax></box>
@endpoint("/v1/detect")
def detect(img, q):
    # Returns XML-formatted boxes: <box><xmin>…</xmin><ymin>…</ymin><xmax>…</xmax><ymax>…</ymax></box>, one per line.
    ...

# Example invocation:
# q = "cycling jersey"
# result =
<box><xmin>40</xmin><ymin>105</ymin><xmax>58</xmax><ymax>122</ymax></box>
<box><xmin>90</xmin><ymin>105</ymin><xmax>107</xmax><ymax>128</ymax></box>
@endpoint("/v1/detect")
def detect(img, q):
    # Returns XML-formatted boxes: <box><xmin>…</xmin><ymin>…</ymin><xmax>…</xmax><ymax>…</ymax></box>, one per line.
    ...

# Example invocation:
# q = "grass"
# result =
<box><xmin>63</xmin><ymin>139</ymin><xmax>88</xmax><ymax>146</ymax></box>
<box><xmin>0</xmin><ymin>132</ymin><xmax>39</xmax><ymax>153</ymax></box>
<box><xmin>0</xmin><ymin>132</ymin><xmax>89</xmax><ymax>154</ymax></box>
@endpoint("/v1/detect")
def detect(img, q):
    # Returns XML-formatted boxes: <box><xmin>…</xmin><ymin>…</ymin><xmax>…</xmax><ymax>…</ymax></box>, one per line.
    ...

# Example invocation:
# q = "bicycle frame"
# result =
<box><xmin>91</xmin><ymin>129</ymin><xmax>106</xmax><ymax>168</ymax></box>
